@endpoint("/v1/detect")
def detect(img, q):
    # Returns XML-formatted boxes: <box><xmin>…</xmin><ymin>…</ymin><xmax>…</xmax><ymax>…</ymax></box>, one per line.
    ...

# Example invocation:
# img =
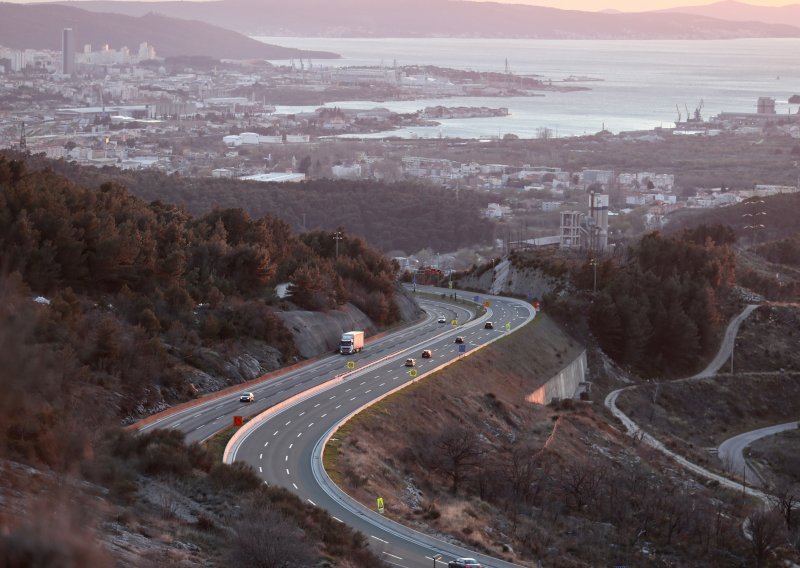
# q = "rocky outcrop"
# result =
<box><xmin>278</xmin><ymin>304</ymin><xmax>376</xmax><ymax>359</ymax></box>
<box><xmin>457</xmin><ymin>257</ymin><xmax>562</xmax><ymax>300</ymax></box>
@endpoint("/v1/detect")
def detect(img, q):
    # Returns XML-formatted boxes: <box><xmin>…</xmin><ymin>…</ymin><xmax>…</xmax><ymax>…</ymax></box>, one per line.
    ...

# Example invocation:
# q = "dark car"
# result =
<box><xmin>484</xmin><ymin>321</ymin><xmax>494</xmax><ymax>329</ymax></box>
<box><xmin>448</xmin><ymin>559</ymin><xmax>482</xmax><ymax>568</ymax></box>
<box><xmin>421</xmin><ymin>349</ymin><xmax>432</xmax><ymax>358</ymax></box>
<box><xmin>454</xmin><ymin>336</ymin><xmax>465</xmax><ymax>344</ymax></box>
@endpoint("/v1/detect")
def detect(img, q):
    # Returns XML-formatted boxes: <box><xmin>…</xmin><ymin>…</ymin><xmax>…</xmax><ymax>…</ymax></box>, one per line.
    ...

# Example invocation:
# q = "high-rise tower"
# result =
<box><xmin>62</xmin><ymin>28</ymin><xmax>75</xmax><ymax>76</ymax></box>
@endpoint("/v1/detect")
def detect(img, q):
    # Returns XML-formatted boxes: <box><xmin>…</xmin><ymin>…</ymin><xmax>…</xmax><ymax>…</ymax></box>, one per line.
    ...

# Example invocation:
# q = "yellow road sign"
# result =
<box><xmin>483</xmin><ymin>300</ymin><xmax>491</xmax><ymax>308</ymax></box>
<box><xmin>505</xmin><ymin>322</ymin><xmax>511</xmax><ymax>330</ymax></box>
<box><xmin>346</xmin><ymin>361</ymin><xmax>355</xmax><ymax>369</ymax></box>
<box><xmin>409</xmin><ymin>369</ymin><xmax>418</xmax><ymax>378</ymax></box>
<box><xmin>377</xmin><ymin>497</ymin><xmax>385</xmax><ymax>514</ymax></box>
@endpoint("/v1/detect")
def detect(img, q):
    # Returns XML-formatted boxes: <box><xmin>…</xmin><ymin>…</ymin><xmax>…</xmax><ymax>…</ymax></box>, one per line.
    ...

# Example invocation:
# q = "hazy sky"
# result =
<box><xmin>2</xmin><ymin>0</ymin><xmax>795</xmax><ymax>9</ymax></box>
<box><xmin>480</xmin><ymin>0</ymin><xmax>792</xmax><ymax>10</ymax></box>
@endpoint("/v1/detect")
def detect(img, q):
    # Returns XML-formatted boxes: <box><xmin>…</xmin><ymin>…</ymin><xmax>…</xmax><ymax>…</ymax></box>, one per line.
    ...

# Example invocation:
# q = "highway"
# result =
<box><xmin>139</xmin><ymin>296</ymin><xmax>473</xmax><ymax>444</ymax></box>
<box><xmin>225</xmin><ymin>287</ymin><xmax>536</xmax><ymax>568</ymax></box>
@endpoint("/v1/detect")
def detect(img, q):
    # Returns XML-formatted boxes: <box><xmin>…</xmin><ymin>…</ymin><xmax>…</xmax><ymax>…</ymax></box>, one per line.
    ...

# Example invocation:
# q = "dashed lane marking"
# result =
<box><xmin>370</xmin><ymin>535</ymin><xmax>389</xmax><ymax>544</ymax></box>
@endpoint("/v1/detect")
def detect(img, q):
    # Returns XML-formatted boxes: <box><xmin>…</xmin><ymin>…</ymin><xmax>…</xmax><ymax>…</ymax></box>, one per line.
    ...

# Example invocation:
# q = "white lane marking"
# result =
<box><xmin>259</xmin><ymin>466</ymin><xmax>262</xmax><ymax>473</ymax></box>
<box><xmin>321</xmin><ymin>413</ymin><xmax>327</xmax><ymax>418</ymax></box>
<box><xmin>285</xmin><ymin>420</ymin><xmax>291</xmax><ymax>426</ymax></box>
<box><xmin>297</xmin><ymin>432</ymin><xmax>302</xmax><ymax>438</ymax></box>
<box><xmin>194</xmin><ymin>425</ymin><xmax>203</xmax><ymax>431</ymax></box>
<box><xmin>345</xmin><ymin>388</ymin><xmax>351</xmax><ymax>393</ymax></box>
<box><xmin>379</xmin><ymin>382</ymin><xmax>385</xmax><ymax>387</ymax></box>
<box><xmin>308</xmin><ymin>422</ymin><xmax>314</xmax><ymax>428</ymax></box>
<box><xmin>360</xmin><ymin>381</ymin><xmax>366</xmax><ymax>385</ymax></box>
<box><xmin>386</xmin><ymin>370</ymin><xmax>392</xmax><ymax>374</ymax></box>
<box><xmin>350</xmin><ymin>397</ymin><xmax>356</xmax><ymax>401</ymax></box>
<box><xmin>273</xmin><ymin>430</ymin><xmax>279</xmax><ymax>436</ymax></box>
<box><xmin>264</xmin><ymin>441</ymin><xmax>269</xmax><ymax>447</ymax></box>
<box><xmin>333</xmin><ymin>516</ymin><xmax>343</xmax><ymax>523</ymax></box>
<box><xmin>329</xmin><ymin>395</ymin><xmax>336</xmax><ymax>399</ymax></box>
<box><xmin>365</xmin><ymin>389</ymin><xmax>372</xmax><ymax>394</ymax></box>
<box><xmin>336</xmin><ymin>405</ymin><xmax>341</xmax><ymax>409</ymax></box>
<box><xmin>383</xmin><ymin>552</ymin><xmax>403</xmax><ymax>560</ymax></box>
<box><xmin>285</xmin><ymin>455</ymin><xmax>288</xmax><ymax>462</ymax></box>
<box><xmin>307</xmin><ymin>499</ymin><xmax>316</xmax><ymax>506</ymax></box>
<box><xmin>299</xmin><ymin>411</ymin><xmax>305</xmax><ymax>416</ymax></box>
<box><xmin>286</xmin><ymin>468</ymin><xmax>290</xmax><ymax>475</ymax></box>
<box><xmin>289</xmin><ymin>443</ymin><xmax>293</xmax><ymax>449</ymax></box>
<box><xmin>314</xmin><ymin>403</ymin><xmax>321</xmax><ymax>408</ymax></box>
<box><xmin>293</xmin><ymin>483</ymin><xmax>298</xmax><ymax>490</ymax></box>
<box><xmin>259</xmin><ymin>453</ymin><xmax>263</xmax><ymax>460</ymax></box>
<box><xmin>370</xmin><ymin>535</ymin><xmax>389</xmax><ymax>544</ymax></box>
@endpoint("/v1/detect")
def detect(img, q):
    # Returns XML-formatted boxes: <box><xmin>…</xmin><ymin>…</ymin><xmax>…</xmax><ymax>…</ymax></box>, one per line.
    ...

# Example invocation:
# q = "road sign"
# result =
<box><xmin>483</xmin><ymin>300</ymin><xmax>491</xmax><ymax>308</ymax></box>
<box><xmin>458</xmin><ymin>344</ymin><xmax>466</xmax><ymax>353</ymax></box>
<box><xmin>533</xmin><ymin>300</ymin><xmax>540</xmax><ymax>310</ymax></box>
<box><xmin>409</xmin><ymin>369</ymin><xmax>418</xmax><ymax>378</ymax></box>
<box><xmin>346</xmin><ymin>360</ymin><xmax>355</xmax><ymax>369</ymax></box>
<box><xmin>377</xmin><ymin>497</ymin><xmax>385</xmax><ymax>514</ymax></box>
<box><xmin>448</xmin><ymin>281</ymin><xmax>453</xmax><ymax>289</ymax></box>
<box><xmin>233</xmin><ymin>416</ymin><xmax>243</xmax><ymax>427</ymax></box>
<box><xmin>473</xmin><ymin>295</ymin><xmax>480</xmax><ymax>302</ymax></box>
<box><xmin>451</xmin><ymin>319</ymin><xmax>458</xmax><ymax>326</ymax></box>
<box><xmin>505</xmin><ymin>322</ymin><xmax>511</xmax><ymax>330</ymax></box>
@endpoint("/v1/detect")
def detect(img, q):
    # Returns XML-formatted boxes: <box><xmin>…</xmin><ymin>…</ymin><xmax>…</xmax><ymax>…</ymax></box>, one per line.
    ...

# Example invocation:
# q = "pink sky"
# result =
<box><xmin>2</xmin><ymin>0</ymin><xmax>796</xmax><ymax>9</ymax></box>
<box><xmin>476</xmin><ymin>0</ymin><xmax>792</xmax><ymax>10</ymax></box>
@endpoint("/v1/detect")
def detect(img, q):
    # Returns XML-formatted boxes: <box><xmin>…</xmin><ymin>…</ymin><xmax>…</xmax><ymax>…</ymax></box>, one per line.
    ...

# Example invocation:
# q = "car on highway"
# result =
<box><xmin>484</xmin><ymin>321</ymin><xmax>494</xmax><ymax>329</ymax></box>
<box><xmin>454</xmin><ymin>336</ymin><xmax>464</xmax><ymax>344</ymax></box>
<box><xmin>405</xmin><ymin>358</ymin><xmax>416</xmax><ymax>367</ymax></box>
<box><xmin>448</xmin><ymin>558</ymin><xmax>482</xmax><ymax>568</ymax></box>
<box><xmin>421</xmin><ymin>349</ymin><xmax>432</xmax><ymax>358</ymax></box>
<box><xmin>438</xmin><ymin>316</ymin><xmax>447</xmax><ymax>323</ymax></box>
<box><xmin>239</xmin><ymin>392</ymin><xmax>255</xmax><ymax>402</ymax></box>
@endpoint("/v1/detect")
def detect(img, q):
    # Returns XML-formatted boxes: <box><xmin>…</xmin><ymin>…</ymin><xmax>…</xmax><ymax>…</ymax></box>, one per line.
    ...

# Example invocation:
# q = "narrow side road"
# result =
<box><xmin>718</xmin><ymin>421</ymin><xmax>800</xmax><ymax>487</ymax></box>
<box><xmin>605</xmin><ymin>303</ymin><xmax>770</xmax><ymax>503</ymax></box>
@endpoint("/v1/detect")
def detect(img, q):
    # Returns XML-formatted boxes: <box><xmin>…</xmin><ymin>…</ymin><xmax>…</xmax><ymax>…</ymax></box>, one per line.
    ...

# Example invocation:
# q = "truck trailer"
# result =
<box><xmin>339</xmin><ymin>331</ymin><xmax>365</xmax><ymax>355</ymax></box>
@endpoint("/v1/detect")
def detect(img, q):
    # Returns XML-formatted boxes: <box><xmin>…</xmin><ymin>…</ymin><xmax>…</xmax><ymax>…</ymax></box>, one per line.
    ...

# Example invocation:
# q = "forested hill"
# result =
<box><xmin>11</xmin><ymin>153</ymin><xmax>496</xmax><ymax>254</ymax></box>
<box><xmin>0</xmin><ymin>155</ymin><xmax>400</xmax><ymax>423</ymax></box>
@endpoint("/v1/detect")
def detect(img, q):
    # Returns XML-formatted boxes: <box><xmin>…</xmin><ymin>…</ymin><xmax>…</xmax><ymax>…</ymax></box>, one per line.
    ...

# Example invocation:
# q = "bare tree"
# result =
<box><xmin>430</xmin><ymin>426</ymin><xmax>483</xmax><ymax>495</ymax></box>
<box><xmin>767</xmin><ymin>480</ymin><xmax>798</xmax><ymax>531</ymax></box>
<box><xmin>228</xmin><ymin>503</ymin><xmax>316</xmax><ymax>568</ymax></box>
<box><xmin>746</xmin><ymin>507</ymin><xmax>786</xmax><ymax>568</ymax></box>
<box><xmin>557</xmin><ymin>458</ymin><xmax>606</xmax><ymax>512</ymax></box>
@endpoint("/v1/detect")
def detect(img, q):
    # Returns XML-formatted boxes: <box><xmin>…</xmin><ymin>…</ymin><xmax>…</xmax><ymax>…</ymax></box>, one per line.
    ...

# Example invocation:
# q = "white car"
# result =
<box><xmin>438</xmin><ymin>316</ymin><xmax>447</xmax><ymax>323</ymax></box>
<box><xmin>405</xmin><ymin>358</ymin><xmax>416</xmax><ymax>367</ymax></box>
<box><xmin>239</xmin><ymin>392</ymin><xmax>255</xmax><ymax>402</ymax></box>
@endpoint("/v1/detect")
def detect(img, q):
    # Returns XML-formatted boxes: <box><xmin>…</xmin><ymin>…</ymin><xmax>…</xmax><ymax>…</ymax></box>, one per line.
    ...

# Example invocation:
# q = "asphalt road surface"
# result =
<box><xmin>228</xmin><ymin>287</ymin><xmax>536</xmax><ymax>568</ymax></box>
<box><xmin>718</xmin><ymin>421</ymin><xmax>800</xmax><ymax>487</ymax></box>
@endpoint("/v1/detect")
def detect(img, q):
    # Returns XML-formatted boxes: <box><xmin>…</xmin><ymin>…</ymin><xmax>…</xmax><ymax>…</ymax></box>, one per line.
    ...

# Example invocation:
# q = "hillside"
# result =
<box><xmin>327</xmin><ymin>312</ymin><xmax>776</xmax><ymax>566</ymax></box>
<box><xmin>0</xmin><ymin>3</ymin><xmax>338</xmax><ymax>60</ymax></box>
<box><xmin>52</xmin><ymin>0</ymin><xmax>800</xmax><ymax>38</ymax></box>
<box><xmin>11</xmin><ymin>152</ymin><xmax>497</xmax><ymax>253</ymax></box>
<box><xmin>661</xmin><ymin>1</ymin><xmax>800</xmax><ymax>28</ymax></box>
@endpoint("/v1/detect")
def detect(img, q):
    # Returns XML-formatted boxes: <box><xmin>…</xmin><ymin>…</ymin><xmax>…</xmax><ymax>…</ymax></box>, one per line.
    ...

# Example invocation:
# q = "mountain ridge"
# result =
<box><xmin>44</xmin><ymin>0</ymin><xmax>800</xmax><ymax>39</ymax></box>
<box><xmin>0</xmin><ymin>2</ymin><xmax>339</xmax><ymax>59</ymax></box>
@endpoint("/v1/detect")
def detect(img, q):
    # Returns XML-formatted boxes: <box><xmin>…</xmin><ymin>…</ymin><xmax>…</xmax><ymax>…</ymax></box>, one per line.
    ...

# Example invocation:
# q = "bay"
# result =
<box><xmin>255</xmin><ymin>37</ymin><xmax>800</xmax><ymax>138</ymax></box>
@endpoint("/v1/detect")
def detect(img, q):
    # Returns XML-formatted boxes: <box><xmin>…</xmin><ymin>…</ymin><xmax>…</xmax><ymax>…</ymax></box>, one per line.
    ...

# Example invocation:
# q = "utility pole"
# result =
<box><xmin>589</xmin><ymin>257</ymin><xmax>597</xmax><ymax>294</ymax></box>
<box><xmin>742</xmin><ymin>199</ymin><xmax>766</xmax><ymax>246</ymax></box>
<box><xmin>333</xmin><ymin>230</ymin><xmax>343</xmax><ymax>258</ymax></box>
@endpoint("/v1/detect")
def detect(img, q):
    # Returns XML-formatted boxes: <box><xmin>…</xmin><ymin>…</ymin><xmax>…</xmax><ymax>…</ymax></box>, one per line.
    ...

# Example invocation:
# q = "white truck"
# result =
<box><xmin>339</xmin><ymin>331</ymin><xmax>365</xmax><ymax>355</ymax></box>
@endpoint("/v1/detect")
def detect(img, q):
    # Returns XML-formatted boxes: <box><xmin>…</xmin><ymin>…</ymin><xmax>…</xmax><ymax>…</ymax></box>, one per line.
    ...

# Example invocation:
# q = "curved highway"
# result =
<box><xmin>139</xmin><ymin>297</ymin><xmax>472</xmax><ymax>444</ymax></box>
<box><xmin>226</xmin><ymin>287</ymin><xmax>537</xmax><ymax>568</ymax></box>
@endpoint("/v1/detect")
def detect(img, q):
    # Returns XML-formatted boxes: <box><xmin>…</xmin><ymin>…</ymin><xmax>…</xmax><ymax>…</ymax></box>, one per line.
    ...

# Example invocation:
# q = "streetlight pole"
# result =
<box><xmin>589</xmin><ymin>257</ymin><xmax>597</xmax><ymax>294</ymax></box>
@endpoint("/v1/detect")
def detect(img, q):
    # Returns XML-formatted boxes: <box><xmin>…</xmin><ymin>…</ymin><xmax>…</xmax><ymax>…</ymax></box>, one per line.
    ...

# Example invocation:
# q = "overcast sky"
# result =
<box><xmin>2</xmin><ymin>0</ymin><xmax>793</xmax><ymax>10</ymax></box>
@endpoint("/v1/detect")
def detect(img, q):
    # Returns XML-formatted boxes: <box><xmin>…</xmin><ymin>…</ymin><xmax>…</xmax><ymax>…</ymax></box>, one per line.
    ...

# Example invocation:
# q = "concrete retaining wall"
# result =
<box><xmin>527</xmin><ymin>350</ymin><xmax>586</xmax><ymax>405</ymax></box>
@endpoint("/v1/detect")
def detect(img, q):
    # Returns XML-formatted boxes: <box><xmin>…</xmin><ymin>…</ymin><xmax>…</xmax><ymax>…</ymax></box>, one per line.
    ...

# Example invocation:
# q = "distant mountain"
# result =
<box><xmin>0</xmin><ymin>3</ymin><xmax>338</xmax><ymax>59</ymax></box>
<box><xmin>659</xmin><ymin>1</ymin><xmax>800</xmax><ymax>28</ymax></box>
<box><xmin>48</xmin><ymin>0</ymin><xmax>800</xmax><ymax>39</ymax></box>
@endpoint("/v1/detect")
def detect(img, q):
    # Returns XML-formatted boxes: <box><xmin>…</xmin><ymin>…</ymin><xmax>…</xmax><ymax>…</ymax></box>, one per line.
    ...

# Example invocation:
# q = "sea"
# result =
<box><xmin>254</xmin><ymin>37</ymin><xmax>800</xmax><ymax>139</ymax></box>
